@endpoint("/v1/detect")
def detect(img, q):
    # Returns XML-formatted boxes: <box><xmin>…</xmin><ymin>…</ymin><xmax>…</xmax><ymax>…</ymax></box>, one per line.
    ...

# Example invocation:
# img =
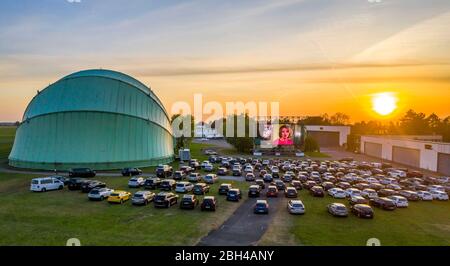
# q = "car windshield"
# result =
<box><xmin>134</xmin><ymin>194</ymin><xmax>143</xmax><ymax>198</ymax></box>
<box><xmin>176</xmin><ymin>184</ymin><xmax>185</xmax><ymax>187</ymax></box>
<box><xmin>256</xmin><ymin>203</ymin><xmax>266</xmax><ymax>208</ymax></box>
<box><xmin>155</xmin><ymin>195</ymin><xmax>166</xmax><ymax>200</ymax></box>
<box><xmin>292</xmin><ymin>204</ymin><xmax>303</xmax><ymax>208</ymax></box>
<box><xmin>90</xmin><ymin>190</ymin><xmax>99</xmax><ymax>194</ymax></box>
<box><xmin>32</xmin><ymin>180</ymin><xmax>39</xmax><ymax>184</ymax></box>
<box><xmin>336</xmin><ymin>206</ymin><xmax>346</xmax><ymax>211</ymax></box>
<box><xmin>110</xmin><ymin>193</ymin><xmax>119</xmax><ymax>197</ymax></box>
<box><xmin>228</xmin><ymin>191</ymin><xmax>237</xmax><ymax>195</ymax></box>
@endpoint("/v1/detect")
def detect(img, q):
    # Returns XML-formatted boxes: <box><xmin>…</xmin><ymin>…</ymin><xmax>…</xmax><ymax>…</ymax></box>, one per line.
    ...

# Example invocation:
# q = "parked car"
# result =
<box><xmin>107</xmin><ymin>190</ymin><xmax>132</xmax><ymax>204</ymax></box>
<box><xmin>232</xmin><ymin>168</ymin><xmax>242</xmax><ymax>176</ymax></box>
<box><xmin>219</xmin><ymin>183</ymin><xmax>233</xmax><ymax>195</ymax></box>
<box><xmin>321</xmin><ymin>181</ymin><xmax>335</xmax><ymax>191</ymax></box>
<box><xmin>193</xmin><ymin>183</ymin><xmax>210</xmax><ymax>195</ymax></box>
<box><xmin>201</xmin><ymin>196</ymin><xmax>217</xmax><ymax>211</ymax></box>
<box><xmin>287</xmin><ymin>200</ymin><xmax>305</xmax><ymax>214</ymax></box>
<box><xmin>254</xmin><ymin>200</ymin><xmax>269</xmax><ymax>214</ymax></box>
<box><xmin>255</xmin><ymin>179</ymin><xmax>266</xmax><ymax>189</ymax></box>
<box><xmin>132</xmin><ymin>191</ymin><xmax>155</xmax><ymax>205</ymax></box>
<box><xmin>387</xmin><ymin>195</ymin><xmax>409</xmax><ymax>208</ymax></box>
<box><xmin>188</xmin><ymin>173</ymin><xmax>202</xmax><ymax>183</ymax></box>
<box><xmin>378</xmin><ymin>188</ymin><xmax>396</xmax><ymax>197</ymax></box>
<box><xmin>328</xmin><ymin>188</ymin><xmax>346</xmax><ymax>199</ymax></box>
<box><xmin>154</xmin><ymin>192</ymin><xmax>179</xmax><ymax>208</ymax></box>
<box><xmin>128</xmin><ymin>177</ymin><xmax>145</xmax><ymax>188</ymax></box>
<box><xmin>248</xmin><ymin>185</ymin><xmax>261</xmax><ymax>197</ymax></box>
<box><xmin>361</xmin><ymin>188</ymin><xmax>378</xmax><ymax>199</ymax></box>
<box><xmin>159</xmin><ymin>179</ymin><xmax>176</xmax><ymax>191</ymax></box>
<box><xmin>430</xmin><ymin>191</ymin><xmax>449</xmax><ymax>201</ymax></box>
<box><xmin>217</xmin><ymin>167</ymin><xmax>228</xmax><ymax>176</ymax></box>
<box><xmin>310</xmin><ymin>186</ymin><xmax>325</xmax><ymax>197</ymax></box>
<box><xmin>203</xmin><ymin>174</ymin><xmax>218</xmax><ymax>184</ymax></box>
<box><xmin>189</xmin><ymin>159</ymin><xmax>201</xmax><ymax>170</ymax></box>
<box><xmin>303</xmin><ymin>181</ymin><xmax>317</xmax><ymax>190</ymax></box>
<box><xmin>204</xmin><ymin>164</ymin><xmax>214</xmax><ymax>172</ymax></box>
<box><xmin>245</xmin><ymin>173</ymin><xmax>256</xmax><ymax>181</ymax></box>
<box><xmin>328</xmin><ymin>203</ymin><xmax>348</xmax><ymax>217</ymax></box>
<box><xmin>52</xmin><ymin>175</ymin><xmax>69</xmax><ymax>185</ymax></box>
<box><xmin>266</xmin><ymin>185</ymin><xmax>278</xmax><ymax>197</ymax></box>
<box><xmin>67</xmin><ymin>178</ymin><xmax>86</xmax><ymax>191</ymax></box>
<box><xmin>345</xmin><ymin>188</ymin><xmax>362</xmax><ymax>198</ymax></box>
<box><xmin>121</xmin><ymin>168</ymin><xmax>142</xmax><ymax>176</ymax></box>
<box><xmin>173</xmin><ymin>171</ymin><xmax>187</xmax><ymax>181</ymax></box>
<box><xmin>88</xmin><ymin>188</ymin><xmax>114</xmax><ymax>201</ymax></box>
<box><xmin>144</xmin><ymin>177</ymin><xmax>161</xmax><ymax>189</ymax></box>
<box><xmin>291</xmin><ymin>180</ymin><xmax>302</xmax><ymax>190</ymax></box>
<box><xmin>349</xmin><ymin>196</ymin><xmax>369</xmax><ymax>205</ymax></box>
<box><xmin>156</xmin><ymin>164</ymin><xmax>173</xmax><ymax>178</ymax></box>
<box><xmin>417</xmin><ymin>190</ymin><xmax>433</xmax><ymax>201</ymax></box>
<box><xmin>351</xmin><ymin>204</ymin><xmax>374</xmax><ymax>219</ymax></box>
<box><xmin>226</xmin><ymin>188</ymin><xmax>242</xmax><ymax>201</ymax></box>
<box><xmin>175</xmin><ymin>181</ymin><xmax>194</xmax><ymax>193</ymax></box>
<box><xmin>398</xmin><ymin>190</ymin><xmax>420</xmax><ymax>201</ymax></box>
<box><xmin>30</xmin><ymin>177</ymin><xmax>64</xmax><ymax>192</ymax></box>
<box><xmin>69</xmin><ymin>168</ymin><xmax>96</xmax><ymax>178</ymax></box>
<box><xmin>370</xmin><ymin>197</ymin><xmax>397</xmax><ymax>210</ymax></box>
<box><xmin>284</xmin><ymin>187</ymin><xmax>298</xmax><ymax>198</ymax></box>
<box><xmin>263</xmin><ymin>174</ymin><xmax>273</xmax><ymax>183</ymax></box>
<box><xmin>180</xmin><ymin>194</ymin><xmax>199</xmax><ymax>209</ymax></box>
<box><xmin>81</xmin><ymin>180</ymin><xmax>106</xmax><ymax>193</ymax></box>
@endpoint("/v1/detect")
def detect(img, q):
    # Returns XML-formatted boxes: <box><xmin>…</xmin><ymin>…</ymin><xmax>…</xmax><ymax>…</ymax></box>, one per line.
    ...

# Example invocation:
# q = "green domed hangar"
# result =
<box><xmin>8</xmin><ymin>69</ymin><xmax>174</xmax><ymax>170</ymax></box>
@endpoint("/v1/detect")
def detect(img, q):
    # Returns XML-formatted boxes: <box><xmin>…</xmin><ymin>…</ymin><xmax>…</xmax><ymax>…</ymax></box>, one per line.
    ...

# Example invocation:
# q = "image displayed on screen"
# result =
<box><xmin>273</xmin><ymin>124</ymin><xmax>294</xmax><ymax>146</ymax></box>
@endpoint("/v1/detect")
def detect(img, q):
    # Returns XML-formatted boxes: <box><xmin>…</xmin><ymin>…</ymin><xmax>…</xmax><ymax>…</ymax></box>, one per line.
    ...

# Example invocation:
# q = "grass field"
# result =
<box><xmin>0</xmin><ymin>126</ymin><xmax>16</xmax><ymax>165</ymax></box>
<box><xmin>0</xmin><ymin>173</ymin><xmax>249</xmax><ymax>246</ymax></box>
<box><xmin>259</xmin><ymin>189</ymin><xmax>450</xmax><ymax>246</ymax></box>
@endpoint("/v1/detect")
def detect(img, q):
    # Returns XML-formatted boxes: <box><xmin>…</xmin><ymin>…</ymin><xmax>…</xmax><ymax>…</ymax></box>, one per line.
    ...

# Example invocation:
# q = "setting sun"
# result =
<box><xmin>372</xmin><ymin>93</ymin><xmax>398</xmax><ymax>116</ymax></box>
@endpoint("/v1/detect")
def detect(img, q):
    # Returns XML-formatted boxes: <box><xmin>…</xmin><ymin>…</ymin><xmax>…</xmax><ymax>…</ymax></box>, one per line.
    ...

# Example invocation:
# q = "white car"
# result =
<box><xmin>328</xmin><ymin>188</ymin><xmax>347</xmax><ymax>199</ymax></box>
<box><xmin>203</xmin><ymin>174</ymin><xmax>218</xmax><ymax>184</ymax></box>
<box><xmin>428</xmin><ymin>185</ymin><xmax>445</xmax><ymax>192</ymax></box>
<box><xmin>361</xmin><ymin>188</ymin><xmax>378</xmax><ymax>199</ymax></box>
<box><xmin>204</xmin><ymin>164</ymin><xmax>214</xmax><ymax>172</ymax></box>
<box><xmin>175</xmin><ymin>182</ymin><xmax>194</xmax><ymax>193</ymax></box>
<box><xmin>287</xmin><ymin>200</ymin><xmax>305</xmax><ymax>214</ymax></box>
<box><xmin>388</xmin><ymin>170</ymin><xmax>406</xmax><ymax>178</ymax></box>
<box><xmin>128</xmin><ymin>177</ymin><xmax>145</xmax><ymax>188</ymax></box>
<box><xmin>88</xmin><ymin>188</ymin><xmax>114</xmax><ymax>201</ymax></box>
<box><xmin>310</xmin><ymin>171</ymin><xmax>320</xmax><ymax>179</ymax></box>
<box><xmin>380</xmin><ymin>178</ymin><xmax>397</xmax><ymax>185</ymax></box>
<box><xmin>417</xmin><ymin>190</ymin><xmax>433</xmax><ymax>201</ymax></box>
<box><xmin>366</xmin><ymin>177</ymin><xmax>379</xmax><ymax>184</ymax></box>
<box><xmin>188</xmin><ymin>173</ymin><xmax>202</xmax><ymax>182</ymax></box>
<box><xmin>30</xmin><ymin>177</ymin><xmax>64</xmax><ymax>192</ymax></box>
<box><xmin>345</xmin><ymin>188</ymin><xmax>362</xmax><ymax>198</ymax></box>
<box><xmin>244</xmin><ymin>165</ymin><xmax>254</xmax><ymax>173</ymax></box>
<box><xmin>388</xmin><ymin>195</ymin><xmax>409</xmax><ymax>208</ymax></box>
<box><xmin>430</xmin><ymin>190</ymin><xmax>449</xmax><ymax>201</ymax></box>
<box><xmin>201</xmin><ymin>160</ymin><xmax>211</xmax><ymax>168</ymax></box>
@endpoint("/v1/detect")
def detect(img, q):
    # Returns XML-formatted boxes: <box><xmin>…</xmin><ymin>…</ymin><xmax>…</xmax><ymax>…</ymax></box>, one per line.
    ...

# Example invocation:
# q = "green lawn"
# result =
<box><xmin>0</xmin><ymin>126</ymin><xmax>16</xmax><ymax>165</ymax></box>
<box><xmin>259</xmin><ymin>189</ymin><xmax>450</xmax><ymax>246</ymax></box>
<box><xmin>0</xmin><ymin>173</ymin><xmax>249</xmax><ymax>246</ymax></box>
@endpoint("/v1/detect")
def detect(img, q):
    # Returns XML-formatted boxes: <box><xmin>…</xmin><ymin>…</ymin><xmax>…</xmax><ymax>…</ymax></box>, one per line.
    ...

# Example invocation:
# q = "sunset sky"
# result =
<box><xmin>1</xmin><ymin>0</ymin><xmax>449</xmax><ymax>122</ymax></box>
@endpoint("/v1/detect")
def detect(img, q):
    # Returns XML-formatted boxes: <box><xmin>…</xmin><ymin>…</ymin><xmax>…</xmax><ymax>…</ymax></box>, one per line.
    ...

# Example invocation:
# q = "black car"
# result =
<box><xmin>193</xmin><ymin>183</ymin><xmax>210</xmax><ymax>195</ymax></box>
<box><xmin>310</xmin><ymin>186</ymin><xmax>325</xmax><ymax>197</ymax></box>
<box><xmin>218</xmin><ymin>184</ymin><xmax>232</xmax><ymax>195</ymax></box>
<box><xmin>248</xmin><ymin>185</ymin><xmax>261</xmax><ymax>197</ymax></box>
<box><xmin>159</xmin><ymin>179</ymin><xmax>176</xmax><ymax>191</ymax></box>
<box><xmin>370</xmin><ymin>197</ymin><xmax>396</xmax><ymax>210</ymax></box>
<box><xmin>69</xmin><ymin>168</ymin><xmax>96</xmax><ymax>178</ymax></box>
<box><xmin>351</xmin><ymin>204</ymin><xmax>374</xmax><ymax>218</ymax></box>
<box><xmin>153</xmin><ymin>192</ymin><xmax>178</xmax><ymax>208</ymax></box>
<box><xmin>67</xmin><ymin>178</ymin><xmax>86</xmax><ymax>191</ymax></box>
<box><xmin>156</xmin><ymin>165</ymin><xmax>173</xmax><ymax>178</ymax></box>
<box><xmin>232</xmin><ymin>169</ymin><xmax>242</xmax><ymax>176</ymax></box>
<box><xmin>144</xmin><ymin>177</ymin><xmax>161</xmax><ymax>189</ymax></box>
<box><xmin>226</xmin><ymin>189</ymin><xmax>242</xmax><ymax>201</ymax></box>
<box><xmin>263</xmin><ymin>174</ymin><xmax>273</xmax><ymax>183</ymax></box>
<box><xmin>173</xmin><ymin>171</ymin><xmax>187</xmax><ymax>181</ymax></box>
<box><xmin>81</xmin><ymin>180</ymin><xmax>106</xmax><ymax>193</ymax></box>
<box><xmin>273</xmin><ymin>180</ymin><xmax>286</xmax><ymax>191</ymax></box>
<box><xmin>121</xmin><ymin>168</ymin><xmax>142</xmax><ymax>177</ymax></box>
<box><xmin>201</xmin><ymin>196</ymin><xmax>217</xmax><ymax>211</ymax></box>
<box><xmin>180</xmin><ymin>195</ymin><xmax>199</xmax><ymax>209</ymax></box>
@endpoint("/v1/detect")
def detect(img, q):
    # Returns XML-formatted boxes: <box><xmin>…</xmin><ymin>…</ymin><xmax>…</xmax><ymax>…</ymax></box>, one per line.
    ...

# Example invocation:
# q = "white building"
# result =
<box><xmin>360</xmin><ymin>135</ymin><xmax>450</xmax><ymax>175</ymax></box>
<box><xmin>305</xmin><ymin>125</ymin><xmax>351</xmax><ymax>147</ymax></box>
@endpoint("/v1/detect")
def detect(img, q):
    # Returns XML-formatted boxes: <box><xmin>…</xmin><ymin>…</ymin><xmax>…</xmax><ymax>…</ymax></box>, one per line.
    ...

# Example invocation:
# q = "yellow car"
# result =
<box><xmin>107</xmin><ymin>190</ymin><xmax>131</xmax><ymax>204</ymax></box>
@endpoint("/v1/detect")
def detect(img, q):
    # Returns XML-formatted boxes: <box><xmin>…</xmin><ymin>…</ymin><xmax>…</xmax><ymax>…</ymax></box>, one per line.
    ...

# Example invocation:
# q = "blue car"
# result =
<box><xmin>226</xmin><ymin>188</ymin><xmax>242</xmax><ymax>201</ymax></box>
<box><xmin>254</xmin><ymin>200</ymin><xmax>269</xmax><ymax>214</ymax></box>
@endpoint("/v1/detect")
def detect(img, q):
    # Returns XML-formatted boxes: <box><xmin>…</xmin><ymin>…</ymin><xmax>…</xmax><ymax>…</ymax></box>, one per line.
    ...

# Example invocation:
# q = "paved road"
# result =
<box><xmin>197</xmin><ymin>189</ymin><xmax>285</xmax><ymax>246</ymax></box>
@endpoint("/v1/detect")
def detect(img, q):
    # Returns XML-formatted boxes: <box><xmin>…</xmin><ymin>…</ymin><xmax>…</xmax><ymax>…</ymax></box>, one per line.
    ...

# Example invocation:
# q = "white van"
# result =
<box><xmin>30</xmin><ymin>177</ymin><xmax>64</xmax><ymax>192</ymax></box>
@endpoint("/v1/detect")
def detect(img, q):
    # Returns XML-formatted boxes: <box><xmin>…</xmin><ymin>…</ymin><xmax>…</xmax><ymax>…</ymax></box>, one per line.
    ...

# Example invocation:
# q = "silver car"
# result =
<box><xmin>88</xmin><ymin>188</ymin><xmax>114</xmax><ymax>201</ymax></box>
<box><xmin>132</xmin><ymin>191</ymin><xmax>155</xmax><ymax>205</ymax></box>
<box><xmin>287</xmin><ymin>200</ymin><xmax>305</xmax><ymax>214</ymax></box>
<box><xmin>328</xmin><ymin>203</ymin><xmax>348</xmax><ymax>217</ymax></box>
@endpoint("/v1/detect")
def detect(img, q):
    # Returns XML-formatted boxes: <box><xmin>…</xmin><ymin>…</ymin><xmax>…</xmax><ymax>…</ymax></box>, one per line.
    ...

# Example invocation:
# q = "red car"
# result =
<box><xmin>266</xmin><ymin>186</ymin><xmax>278</xmax><ymax>197</ymax></box>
